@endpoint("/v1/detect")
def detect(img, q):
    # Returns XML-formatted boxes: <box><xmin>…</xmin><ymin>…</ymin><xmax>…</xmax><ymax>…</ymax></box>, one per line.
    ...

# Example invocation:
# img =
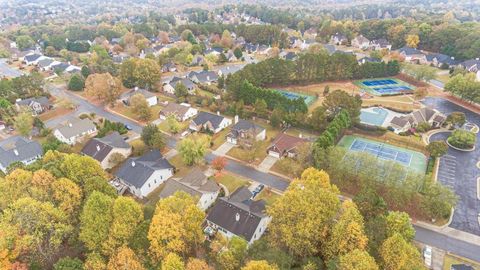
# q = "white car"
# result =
<box><xmin>423</xmin><ymin>245</ymin><xmax>432</xmax><ymax>268</ymax></box>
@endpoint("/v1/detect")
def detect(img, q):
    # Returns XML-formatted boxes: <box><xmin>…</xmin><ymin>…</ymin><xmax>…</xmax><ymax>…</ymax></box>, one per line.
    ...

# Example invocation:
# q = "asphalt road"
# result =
<box><xmin>46</xmin><ymin>84</ymin><xmax>289</xmax><ymax>192</ymax></box>
<box><xmin>424</xmin><ymin>97</ymin><xmax>480</xmax><ymax>236</ymax></box>
<box><xmin>429</xmin><ymin>79</ymin><xmax>445</xmax><ymax>89</ymax></box>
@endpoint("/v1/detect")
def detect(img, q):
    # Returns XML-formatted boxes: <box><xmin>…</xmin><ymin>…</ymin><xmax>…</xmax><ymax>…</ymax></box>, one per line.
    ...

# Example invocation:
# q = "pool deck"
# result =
<box><xmin>360</xmin><ymin>107</ymin><xmax>406</xmax><ymax>127</ymax></box>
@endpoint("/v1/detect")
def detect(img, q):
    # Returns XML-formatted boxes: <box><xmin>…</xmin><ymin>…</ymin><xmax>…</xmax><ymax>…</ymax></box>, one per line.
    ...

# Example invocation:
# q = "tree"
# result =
<box><xmin>84</xmin><ymin>73</ymin><xmax>121</xmax><ymax>106</ymax></box>
<box><xmin>241</xmin><ymin>260</ymin><xmax>278</xmax><ymax>270</ymax></box>
<box><xmin>254</xmin><ymin>99</ymin><xmax>268</xmax><ymax>118</ymax></box>
<box><xmin>148</xmin><ymin>192</ymin><xmax>205</xmax><ymax>259</ymax></box>
<box><xmin>51</xmin><ymin>178</ymin><xmax>82</xmax><ymax>218</ymax></box>
<box><xmin>234</xmin><ymin>47</ymin><xmax>243</xmax><ymax>59</ymax></box>
<box><xmin>107</xmin><ymin>246</ymin><xmax>144</xmax><ymax>270</ymax></box>
<box><xmin>217</xmin><ymin>237</ymin><xmax>248</xmax><ymax>270</ymax></box>
<box><xmin>446</xmin><ymin>112</ymin><xmax>466</xmax><ymax>128</ymax></box>
<box><xmin>380</xmin><ymin>233</ymin><xmax>424</xmax><ymax>270</ymax></box>
<box><xmin>81</xmin><ymin>66</ymin><xmax>91</xmax><ymax>78</ymax></box>
<box><xmin>445</xmin><ymin>73</ymin><xmax>480</xmax><ymax>103</ymax></box>
<box><xmin>53</xmin><ymin>257</ymin><xmax>84</xmax><ymax>270</ymax></box>
<box><xmin>220</xmin><ymin>30</ymin><xmax>233</xmax><ymax>48</ymax></box>
<box><xmin>15</xmin><ymin>35</ymin><xmax>34</xmax><ymax>50</ymax></box>
<box><xmin>413</xmin><ymin>87</ymin><xmax>428</xmax><ymax>100</ymax></box>
<box><xmin>338</xmin><ymin>249</ymin><xmax>379</xmax><ymax>270</ymax></box>
<box><xmin>426</xmin><ymin>141</ymin><xmax>448</xmax><ymax>158</ymax></box>
<box><xmin>68</xmin><ymin>74</ymin><xmax>85</xmax><ymax>91</ymax></box>
<box><xmin>103</xmin><ymin>197</ymin><xmax>143</xmax><ymax>255</ymax></box>
<box><xmin>84</xmin><ymin>252</ymin><xmax>106</xmax><ymax>270</ymax></box>
<box><xmin>308</xmin><ymin>106</ymin><xmax>328</xmax><ymax>131</ymax></box>
<box><xmin>79</xmin><ymin>191</ymin><xmax>114</xmax><ymax>253</ymax></box>
<box><xmin>174</xmin><ymin>82</ymin><xmax>189</xmax><ymax>98</ymax></box>
<box><xmin>177</xmin><ymin>134</ymin><xmax>210</xmax><ymax>166</ymax></box>
<box><xmin>405</xmin><ymin>34</ymin><xmax>420</xmax><ymax>48</ymax></box>
<box><xmin>130</xmin><ymin>94</ymin><xmax>152</xmax><ymax>121</ymax></box>
<box><xmin>218</xmin><ymin>75</ymin><xmax>225</xmax><ymax>89</ymax></box>
<box><xmin>268</xmin><ymin>168</ymin><xmax>340</xmax><ymax>257</ymax></box>
<box><xmin>166</xmin><ymin>115</ymin><xmax>181</xmax><ymax>134</ymax></box>
<box><xmin>324</xmin><ymin>201</ymin><xmax>368</xmax><ymax>260</ymax></box>
<box><xmin>141</xmin><ymin>124</ymin><xmax>165</xmax><ymax>150</ymax></box>
<box><xmin>161</xmin><ymin>253</ymin><xmax>185</xmax><ymax>270</ymax></box>
<box><xmin>407</xmin><ymin>65</ymin><xmax>436</xmax><ymax>82</ymax></box>
<box><xmin>421</xmin><ymin>182</ymin><xmax>457</xmax><ymax>221</ymax></box>
<box><xmin>186</xmin><ymin>258</ymin><xmax>213</xmax><ymax>270</ymax></box>
<box><xmin>212</xmin><ymin>156</ymin><xmax>227</xmax><ymax>172</ymax></box>
<box><xmin>14</xmin><ymin>112</ymin><xmax>33</xmax><ymax>136</ymax></box>
<box><xmin>385</xmin><ymin>211</ymin><xmax>415</xmax><ymax>242</ymax></box>
<box><xmin>323</xmin><ymin>90</ymin><xmax>362</xmax><ymax>121</ymax></box>
<box><xmin>120</xmin><ymin>58</ymin><xmax>161</xmax><ymax>89</ymax></box>
<box><xmin>448</xmin><ymin>129</ymin><xmax>476</xmax><ymax>149</ymax></box>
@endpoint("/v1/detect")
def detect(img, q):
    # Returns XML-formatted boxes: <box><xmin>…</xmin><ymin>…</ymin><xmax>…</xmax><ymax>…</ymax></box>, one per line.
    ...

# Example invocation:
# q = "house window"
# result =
<box><xmin>154</xmin><ymin>180</ymin><xmax>157</xmax><ymax>184</ymax></box>
<box><xmin>148</xmin><ymin>184</ymin><xmax>151</xmax><ymax>188</ymax></box>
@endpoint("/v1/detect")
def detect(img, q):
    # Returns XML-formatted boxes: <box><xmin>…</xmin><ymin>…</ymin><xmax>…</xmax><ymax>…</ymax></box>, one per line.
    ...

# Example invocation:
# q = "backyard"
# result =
<box><xmin>213</xmin><ymin>172</ymin><xmax>250</xmax><ymax>194</ymax></box>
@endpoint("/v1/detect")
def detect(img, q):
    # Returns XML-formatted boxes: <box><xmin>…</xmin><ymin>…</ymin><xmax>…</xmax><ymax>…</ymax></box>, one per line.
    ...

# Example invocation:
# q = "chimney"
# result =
<box><xmin>131</xmin><ymin>161</ymin><xmax>136</xmax><ymax>167</ymax></box>
<box><xmin>234</xmin><ymin>115</ymin><xmax>239</xmax><ymax>124</ymax></box>
<box><xmin>217</xmin><ymin>111</ymin><xmax>220</xmax><ymax>116</ymax></box>
<box><xmin>13</xmin><ymin>149</ymin><xmax>18</xmax><ymax>156</ymax></box>
<box><xmin>235</xmin><ymin>213</ymin><xmax>240</xmax><ymax>222</ymax></box>
<box><xmin>96</xmin><ymin>144</ymin><xmax>100</xmax><ymax>152</ymax></box>
<box><xmin>68</xmin><ymin>122</ymin><xmax>73</xmax><ymax>128</ymax></box>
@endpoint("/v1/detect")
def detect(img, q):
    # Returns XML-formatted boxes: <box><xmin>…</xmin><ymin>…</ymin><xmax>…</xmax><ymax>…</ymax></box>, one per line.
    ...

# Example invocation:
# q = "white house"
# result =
<box><xmin>206</xmin><ymin>187</ymin><xmax>271</xmax><ymax>245</ymax></box>
<box><xmin>352</xmin><ymin>35</ymin><xmax>370</xmax><ymax>50</ymax></box>
<box><xmin>190</xmin><ymin>111</ymin><xmax>232</xmax><ymax>134</ymax></box>
<box><xmin>120</xmin><ymin>87</ymin><xmax>158</xmax><ymax>107</ymax></box>
<box><xmin>0</xmin><ymin>136</ymin><xmax>43</xmax><ymax>173</ymax></box>
<box><xmin>114</xmin><ymin>150</ymin><xmax>174</xmax><ymax>198</ymax></box>
<box><xmin>53</xmin><ymin>118</ymin><xmax>97</xmax><ymax>145</ymax></box>
<box><xmin>398</xmin><ymin>47</ymin><xmax>427</xmax><ymax>64</ymax></box>
<box><xmin>159</xmin><ymin>168</ymin><xmax>220</xmax><ymax>210</ymax></box>
<box><xmin>389</xmin><ymin>107</ymin><xmax>446</xmax><ymax>134</ymax></box>
<box><xmin>162</xmin><ymin>77</ymin><xmax>196</xmax><ymax>95</ymax></box>
<box><xmin>159</xmin><ymin>102</ymin><xmax>198</xmax><ymax>122</ymax></box>
<box><xmin>81</xmin><ymin>132</ymin><xmax>132</xmax><ymax>169</ymax></box>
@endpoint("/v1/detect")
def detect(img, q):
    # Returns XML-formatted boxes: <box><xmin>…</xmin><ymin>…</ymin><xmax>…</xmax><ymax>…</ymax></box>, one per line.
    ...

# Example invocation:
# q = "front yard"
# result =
<box><xmin>157</xmin><ymin>118</ymin><xmax>190</xmax><ymax>134</ymax></box>
<box><xmin>270</xmin><ymin>157</ymin><xmax>304</xmax><ymax>179</ymax></box>
<box><xmin>213</xmin><ymin>172</ymin><xmax>250</xmax><ymax>194</ymax></box>
<box><xmin>443</xmin><ymin>254</ymin><xmax>480</xmax><ymax>270</ymax></box>
<box><xmin>254</xmin><ymin>190</ymin><xmax>281</xmax><ymax>206</ymax></box>
<box><xmin>110</xmin><ymin>102</ymin><xmax>162</xmax><ymax>123</ymax></box>
<box><xmin>210</xmin><ymin>127</ymin><xmax>232</xmax><ymax>150</ymax></box>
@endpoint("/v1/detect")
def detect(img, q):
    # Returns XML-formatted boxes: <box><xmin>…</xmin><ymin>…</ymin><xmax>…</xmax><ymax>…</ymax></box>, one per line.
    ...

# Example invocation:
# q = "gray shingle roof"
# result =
<box><xmin>228</xmin><ymin>120</ymin><xmax>265</xmax><ymax>139</ymax></box>
<box><xmin>55</xmin><ymin>118</ymin><xmax>96</xmax><ymax>139</ymax></box>
<box><xmin>0</xmin><ymin>136</ymin><xmax>43</xmax><ymax>169</ymax></box>
<box><xmin>16</xmin><ymin>96</ymin><xmax>51</xmax><ymax>107</ymax></box>
<box><xmin>120</xmin><ymin>88</ymin><xmax>156</xmax><ymax>100</ymax></box>
<box><xmin>170</xmin><ymin>77</ymin><xmax>196</xmax><ymax>90</ymax></box>
<box><xmin>115</xmin><ymin>150</ymin><xmax>173</xmax><ymax>189</ymax></box>
<box><xmin>192</xmin><ymin>112</ymin><xmax>225</xmax><ymax>129</ymax></box>
<box><xmin>24</xmin><ymin>54</ymin><xmax>42</xmax><ymax>62</ymax></box>
<box><xmin>81</xmin><ymin>132</ymin><xmax>130</xmax><ymax>162</ymax></box>
<box><xmin>206</xmin><ymin>186</ymin><xmax>267</xmax><ymax>242</ymax></box>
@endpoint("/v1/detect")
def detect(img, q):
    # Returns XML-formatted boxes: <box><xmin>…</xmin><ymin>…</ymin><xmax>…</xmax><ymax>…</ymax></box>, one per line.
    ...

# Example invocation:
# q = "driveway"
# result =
<box><xmin>424</xmin><ymin>97</ymin><xmax>480</xmax><ymax>236</ymax></box>
<box><xmin>258</xmin><ymin>155</ymin><xmax>278</xmax><ymax>172</ymax></box>
<box><xmin>213</xmin><ymin>142</ymin><xmax>235</xmax><ymax>156</ymax></box>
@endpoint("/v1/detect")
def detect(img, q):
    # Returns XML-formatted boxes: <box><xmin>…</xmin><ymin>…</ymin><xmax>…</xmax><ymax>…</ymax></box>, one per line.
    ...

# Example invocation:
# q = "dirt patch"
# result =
<box><xmin>38</xmin><ymin>107</ymin><xmax>73</xmax><ymax>122</ymax></box>
<box><xmin>395</xmin><ymin>73</ymin><xmax>428</xmax><ymax>87</ymax></box>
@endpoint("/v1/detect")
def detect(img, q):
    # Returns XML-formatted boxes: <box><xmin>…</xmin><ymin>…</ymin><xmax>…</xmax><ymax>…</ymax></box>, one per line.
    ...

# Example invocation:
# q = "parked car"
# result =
<box><xmin>251</xmin><ymin>184</ymin><xmax>265</xmax><ymax>198</ymax></box>
<box><xmin>124</xmin><ymin>124</ymin><xmax>133</xmax><ymax>131</ymax></box>
<box><xmin>423</xmin><ymin>245</ymin><xmax>432</xmax><ymax>268</ymax></box>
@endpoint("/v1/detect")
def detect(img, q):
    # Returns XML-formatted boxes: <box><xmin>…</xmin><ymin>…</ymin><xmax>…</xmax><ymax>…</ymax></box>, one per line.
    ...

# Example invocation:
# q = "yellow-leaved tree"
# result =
<box><xmin>241</xmin><ymin>260</ymin><xmax>279</xmax><ymax>270</ymax></box>
<box><xmin>267</xmin><ymin>167</ymin><xmax>341</xmax><ymax>257</ymax></box>
<box><xmin>107</xmin><ymin>246</ymin><xmax>144</xmax><ymax>270</ymax></box>
<box><xmin>338</xmin><ymin>249</ymin><xmax>379</xmax><ymax>270</ymax></box>
<box><xmin>380</xmin><ymin>233</ymin><xmax>424</xmax><ymax>270</ymax></box>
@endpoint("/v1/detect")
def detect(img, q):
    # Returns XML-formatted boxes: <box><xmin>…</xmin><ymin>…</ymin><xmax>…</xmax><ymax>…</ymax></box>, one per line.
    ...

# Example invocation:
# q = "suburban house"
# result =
<box><xmin>280</xmin><ymin>51</ymin><xmax>297</xmax><ymax>61</ymax></box>
<box><xmin>0</xmin><ymin>136</ymin><xmax>43</xmax><ymax>173</ymax></box>
<box><xmin>15</xmin><ymin>96</ymin><xmax>52</xmax><ymax>115</ymax></box>
<box><xmin>81</xmin><ymin>132</ymin><xmax>132</xmax><ymax>169</ymax></box>
<box><xmin>163</xmin><ymin>77</ymin><xmax>196</xmax><ymax>95</ymax></box>
<box><xmin>389</xmin><ymin>107</ymin><xmax>447</xmax><ymax>133</ymax></box>
<box><xmin>112</xmin><ymin>54</ymin><xmax>130</xmax><ymax>64</ymax></box>
<box><xmin>330</xmin><ymin>33</ymin><xmax>348</xmax><ymax>45</ymax></box>
<box><xmin>23</xmin><ymin>53</ymin><xmax>43</xmax><ymax>65</ymax></box>
<box><xmin>267</xmin><ymin>133</ymin><xmax>308</xmax><ymax>158</ymax></box>
<box><xmin>37</xmin><ymin>58</ymin><xmax>55</xmax><ymax>71</ymax></box>
<box><xmin>398</xmin><ymin>47</ymin><xmax>427</xmax><ymax>64</ymax></box>
<box><xmin>204</xmin><ymin>47</ymin><xmax>223</xmax><ymax>56</ymax></box>
<box><xmin>161</xmin><ymin>62</ymin><xmax>177</xmax><ymax>73</ymax></box>
<box><xmin>53</xmin><ymin>117</ymin><xmax>97</xmax><ymax>145</ymax></box>
<box><xmin>159</xmin><ymin>102</ymin><xmax>198</xmax><ymax>122</ymax></box>
<box><xmin>459</xmin><ymin>58</ymin><xmax>480</xmax><ymax>73</ymax></box>
<box><xmin>206</xmin><ymin>186</ymin><xmax>271</xmax><ymax>245</ymax></box>
<box><xmin>226</xmin><ymin>117</ymin><xmax>266</xmax><ymax>146</ymax></box>
<box><xmin>426</xmin><ymin>53</ymin><xmax>458</xmax><ymax>68</ymax></box>
<box><xmin>120</xmin><ymin>87</ymin><xmax>158</xmax><ymax>107</ymax></box>
<box><xmin>188</xmin><ymin>70</ymin><xmax>219</xmax><ymax>85</ymax></box>
<box><xmin>370</xmin><ymin>39</ymin><xmax>392</xmax><ymax>51</ymax></box>
<box><xmin>114</xmin><ymin>150</ymin><xmax>174</xmax><ymax>198</ymax></box>
<box><xmin>191</xmin><ymin>55</ymin><xmax>206</xmax><ymax>66</ymax></box>
<box><xmin>352</xmin><ymin>35</ymin><xmax>370</xmax><ymax>49</ymax></box>
<box><xmin>217</xmin><ymin>65</ymin><xmax>244</xmax><ymax>77</ymax></box>
<box><xmin>225</xmin><ymin>51</ymin><xmax>238</xmax><ymax>62</ymax></box>
<box><xmin>245</xmin><ymin>43</ymin><xmax>259</xmax><ymax>54</ymax></box>
<box><xmin>190</xmin><ymin>111</ymin><xmax>232</xmax><ymax>134</ymax></box>
<box><xmin>159</xmin><ymin>167</ymin><xmax>220</xmax><ymax>210</ymax></box>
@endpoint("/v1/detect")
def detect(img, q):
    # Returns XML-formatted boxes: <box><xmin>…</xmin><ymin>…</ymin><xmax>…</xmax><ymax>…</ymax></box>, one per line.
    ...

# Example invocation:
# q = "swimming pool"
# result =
<box><xmin>360</xmin><ymin>107</ymin><xmax>389</xmax><ymax>126</ymax></box>
<box><xmin>275</xmin><ymin>89</ymin><xmax>316</xmax><ymax>106</ymax></box>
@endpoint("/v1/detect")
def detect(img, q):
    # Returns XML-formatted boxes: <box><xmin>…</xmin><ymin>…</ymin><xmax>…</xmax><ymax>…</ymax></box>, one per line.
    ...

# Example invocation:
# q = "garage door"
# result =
<box><xmin>268</xmin><ymin>151</ymin><xmax>280</xmax><ymax>158</ymax></box>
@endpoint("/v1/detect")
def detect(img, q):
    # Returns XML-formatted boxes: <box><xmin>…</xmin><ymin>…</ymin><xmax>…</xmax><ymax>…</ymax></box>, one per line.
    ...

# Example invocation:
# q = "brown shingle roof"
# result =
<box><xmin>268</xmin><ymin>133</ymin><xmax>307</xmax><ymax>155</ymax></box>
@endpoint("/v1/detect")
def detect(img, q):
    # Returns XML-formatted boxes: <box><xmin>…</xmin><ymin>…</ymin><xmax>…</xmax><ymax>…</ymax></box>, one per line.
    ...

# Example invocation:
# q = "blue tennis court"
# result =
<box><xmin>350</xmin><ymin>139</ymin><xmax>412</xmax><ymax>166</ymax></box>
<box><xmin>355</xmin><ymin>78</ymin><xmax>415</xmax><ymax>96</ymax></box>
<box><xmin>275</xmin><ymin>89</ymin><xmax>316</xmax><ymax>106</ymax></box>
<box><xmin>362</xmin><ymin>79</ymin><xmax>398</xmax><ymax>86</ymax></box>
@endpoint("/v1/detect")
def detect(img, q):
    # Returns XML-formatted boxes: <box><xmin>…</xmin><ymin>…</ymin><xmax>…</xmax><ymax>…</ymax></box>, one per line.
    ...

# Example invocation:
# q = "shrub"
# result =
<box><xmin>68</xmin><ymin>74</ymin><xmax>85</xmax><ymax>91</ymax></box>
<box><xmin>447</xmin><ymin>129</ymin><xmax>476</xmax><ymax>149</ymax></box>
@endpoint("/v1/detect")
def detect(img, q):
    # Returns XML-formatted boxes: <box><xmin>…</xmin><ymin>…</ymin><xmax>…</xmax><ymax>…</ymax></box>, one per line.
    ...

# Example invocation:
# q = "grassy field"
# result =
<box><xmin>157</xmin><ymin>118</ymin><xmax>190</xmax><ymax>134</ymax></box>
<box><xmin>210</xmin><ymin>127</ymin><xmax>231</xmax><ymax>150</ymax></box>
<box><xmin>270</xmin><ymin>157</ymin><xmax>304</xmax><ymax>179</ymax></box>
<box><xmin>255</xmin><ymin>190</ymin><xmax>281</xmax><ymax>206</ymax></box>
<box><xmin>111</xmin><ymin>102</ymin><xmax>162</xmax><ymax>123</ymax></box>
<box><xmin>214</xmin><ymin>172</ymin><xmax>250</xmax><ymax>194</ymax></box>
<box><xmin>443</xmin><ymin>254</ymin><xmax>480</xmax><ymax>270</ymax></box>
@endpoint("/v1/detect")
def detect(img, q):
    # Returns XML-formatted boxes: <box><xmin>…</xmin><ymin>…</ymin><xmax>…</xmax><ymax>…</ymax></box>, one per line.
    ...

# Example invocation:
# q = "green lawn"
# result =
<box><xmin>210</xmin><ymin>127</ymin><xmax>231</xmax><ymax>150</ymax></box>
<box><xmin>270</xmin><ymin>157</ymin><xmax>303</xmax><ymax>178</ymax></box>
<box><xmin>226</xmin><ymin>124</ymin><xmax>279</xmax><ymax>165</ymax></box>
<box><xmin>168</xmin><ymin>154</ymin><xmax>192</xmax><ymax>178</ymax></box>
<box><xmin>255</xmin><ymin>190</ymin><xmax>281</xmax><ymax>206</ymax></box>
<box><xmin>157</xmin><ymin>119</ymin><xmax>190</xmax><ymax>134</ymax></box>
<box><xmin>443</xmin><ymin>254</ymin><xmax>480</xmax><ymax>270</ymax></box>
<box><xmin>214</xmin><ymin>172</ymin><xmax>250</xmax><ymax>194</ymax></box>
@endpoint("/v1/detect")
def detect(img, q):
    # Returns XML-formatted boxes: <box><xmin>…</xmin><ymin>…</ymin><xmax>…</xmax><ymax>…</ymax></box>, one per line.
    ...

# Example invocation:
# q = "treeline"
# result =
<box><xmin>226</xmin><ymin>53</ymin><xmax>400</xmax><ymax>96</ymax></box>
<box><xmin>315</xmin><ymin>110</ymin><xmax>352</xmax><ymax>149</ymax></box>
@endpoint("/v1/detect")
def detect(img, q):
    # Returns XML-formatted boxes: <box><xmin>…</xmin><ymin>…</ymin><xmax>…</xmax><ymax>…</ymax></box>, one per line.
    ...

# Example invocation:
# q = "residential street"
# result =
<box><xmin>46</xmin><ymin>84</ymin><xmax>480</xmax><ymax>261</ymax></box>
